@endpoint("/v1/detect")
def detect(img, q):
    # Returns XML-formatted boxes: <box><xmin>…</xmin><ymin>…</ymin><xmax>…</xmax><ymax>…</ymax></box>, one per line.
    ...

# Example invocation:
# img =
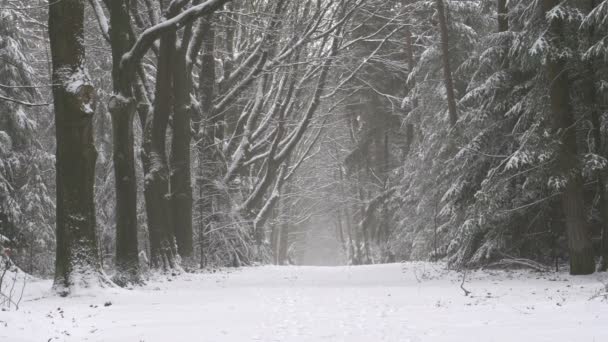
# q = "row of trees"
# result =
<box><xmin>3</xmin><ymin>0</ymin><xmax>397</xmax><ymax>292</ymax></box>
<box><xmin>50</xmin><ymin>0</ymin><xmax>373</xmax><ymax>291</ymax></box>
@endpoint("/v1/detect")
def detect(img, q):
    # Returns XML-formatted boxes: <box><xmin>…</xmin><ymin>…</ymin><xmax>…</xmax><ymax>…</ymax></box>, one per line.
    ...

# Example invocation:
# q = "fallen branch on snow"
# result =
<box><xmin>460</xmin><ymin>268</ymin><xmax>471</xmax><ymax>296</ymax></box>
<box><xmin>486</xmin><ymin>257</ymin><xmax>551</xmax><ymax>273</ymax></box>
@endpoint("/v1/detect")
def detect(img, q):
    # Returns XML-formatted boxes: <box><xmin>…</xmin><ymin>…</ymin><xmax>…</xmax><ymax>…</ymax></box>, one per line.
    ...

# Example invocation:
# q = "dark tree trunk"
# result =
<box><xmin>196</xmin><ymin>18</ymin><xmax>222</xmax><ymax>268</ymax></box>
<box><xmin>106</xmin><ymin>0</ymin><xmax>141</xmax><ymax>286</ymax></box>
<box><xmin>497</xmin><ymin>0</ymin><xmax>508</xmax><ymax>33</ymax></box>
<box><xmin>170</xmin><ymin>37</ymin><xmax>195</xmax><ymax>262</ymax></box>
<box><xmin>49</xmin><ymin>0</ymin><xmax>105</xmax><ymax>293</ymax></box>
<box><xmin>277</xmin><ymin>215</ymin><xmax>289</xmax><ymax>265</ymax></box>
<box><xmin>357</xmin><ymin>169</ymin><xmax>371</xmax><ymax>264</ymax></box>
<box><xmin>170</xmin><ymin>71</ymin><xmax>193</xmax><ymax>261</ymax></box>
<box><xmin>220</xmin><ymin>6</ymin><xmax>239</xmax><ymax>138</ymax></box>
<box><xmin>338</xmin><ymin>163</ymin><xmax>356</xmax><ymax>264</ymax></box>
<box><xmin>542</xmin><ymin>0</ymin><xmax>595</xmax><ymax>275</ymax></box>
<box><xmin>143</xmin><ymin>29</ymin><xmax>177</xmax><ymax>270</ymax></box>
<box><xmin>596</xmin><ymin>170</ymin><xmax>608</xmax><ymax>272</ymax></box>
<box><xmin>435</xmin><ymin>0</ymin><xmax>458</xmax><ymax>127</ymax></box>
<box><xmin>581</xmin><ymin>0</ymin><xmax>608</xmax><ymax>271</ymax></box>
<box><xmin>275</xmin><ymin>181</ymin><xmax>291</xmax><ymax>265</ymax></box>
<box><xmin>403</xmin><ymin>27</ymin><xmax>416</xmax><ymax>158</ymax></box>
<box><xmin>497</xmin><ymin>0</ymin><xmax>510</xmax><ymax>70</ymax></box>
<box><xmin>380</xmin><ymin>132</ymin><xmax>393</xmax><ymax>262</ymax></box>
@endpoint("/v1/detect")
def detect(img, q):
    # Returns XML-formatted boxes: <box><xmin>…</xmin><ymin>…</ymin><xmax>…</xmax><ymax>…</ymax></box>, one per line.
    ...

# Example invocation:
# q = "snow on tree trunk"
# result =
<box><xmin>49</xmin><ymin>0</ymin><xmax>108</xmax><ymax>294</ymax></box>
<box><xmin>170</xmin><ymin>25</ymin><xmax>196</xmax><ymax>264</ymax></box>
<box><xmin>143</xmin><ymin>27</ymin><xmax>178</xmax><ymax>271</ymax></box>
<box><xmin>107</xmin><ymin>0</ymin><xmax>142</xmax><ymax>286</ymax></box>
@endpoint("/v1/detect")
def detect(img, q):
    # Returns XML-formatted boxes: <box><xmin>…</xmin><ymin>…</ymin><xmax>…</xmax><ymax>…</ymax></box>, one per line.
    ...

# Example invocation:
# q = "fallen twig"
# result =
<box><xmin>460</xmin><ymin>268</ymin><xmax>471</xmax><ymax>296</ymax></box>
<box><xmin>487</xmin><ymin>256</ymin><xmax>550</xmax><ymax>273</ymax></box>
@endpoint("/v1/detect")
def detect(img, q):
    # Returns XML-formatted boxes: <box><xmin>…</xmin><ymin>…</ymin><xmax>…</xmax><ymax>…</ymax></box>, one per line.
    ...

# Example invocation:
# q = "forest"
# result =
<box><xmin>3</xmin><ymin>0</ymin><xmax>608</xmax><ymax>340</ymax></box>
<box><xmin>1</xmin><ymin>0</ymin><xmax>608</xmax><ymax>295</ymax></box>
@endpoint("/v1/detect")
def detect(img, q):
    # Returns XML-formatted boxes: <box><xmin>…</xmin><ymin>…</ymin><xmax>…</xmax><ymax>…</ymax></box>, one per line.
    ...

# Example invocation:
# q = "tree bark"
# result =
<box><xmin>497</xmin><ymin>0</ymin><xmax>508</xmax><ymax>33</ymax></box>
<box><xmin>403</xmin><ymin>27</ymin><xmax>416</xmax><ymax>157</ymax></box>
<box><xmin>542</xmin><ymin>0</ymin><xmax>595</xmax><ymax>275</ymax></box>
<box><xmin>143</xmin><ymin>28</ymin><xmax>177</xmax><ymax>270</ymax></box>
<box><xmin>435</xmin><ymin>0</ymin><xmax>458</xmax><ymax>127</ymax></box>
<box><xmin>106</xmin><ymin>0</ymin><xmax>141</xmax><ymax>286</ymax></box>
<box><xmin>196</xmin><ymin>18</ymin><xmax>223</xmax><ymax>268</ymax></box>
<box><xmin>270</xmin><ymin>182</ymin><xmax>290</xmax><ymax>266</ymax></box>
<box><xmin>49</xmin><ymin>0</ymin><xmax>105</xmax><ymax>293</ymax></box>
<box><xmin>581</xmin><ymin>0</ymin><xmax>608</xmax><ymax>271</ymax></box>
<box><xmin>497</xmin><ymin>0</ymin><xmax>510</xmax><ymax>70</ymax></box>
<box><xmin>170</xmin><ymin>32</ymin><xmax>195</xmax><ymax>263</ymax></box>
<box><xmin>277</xmin><ymin>202</ymin><xmax>290</xmax><ymax>265</ymax></box>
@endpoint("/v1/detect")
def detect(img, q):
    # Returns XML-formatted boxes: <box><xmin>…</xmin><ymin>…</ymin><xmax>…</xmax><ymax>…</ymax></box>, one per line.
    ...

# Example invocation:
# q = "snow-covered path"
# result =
<box><xmin>2</xmin><ymin>263</ymin><xmax>608</xmax><ymax>342</ymax></box>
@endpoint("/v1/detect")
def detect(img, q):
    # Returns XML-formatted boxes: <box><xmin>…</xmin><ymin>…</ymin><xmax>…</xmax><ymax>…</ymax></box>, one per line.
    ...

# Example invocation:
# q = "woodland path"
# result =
<box><xmin>1</xmin><ymin>262</ymin><xmax>608</xmax><ymax>341</ymax></box>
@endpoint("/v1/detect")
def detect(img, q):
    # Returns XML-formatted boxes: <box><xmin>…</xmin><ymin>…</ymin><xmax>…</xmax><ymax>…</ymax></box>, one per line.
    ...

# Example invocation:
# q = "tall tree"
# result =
<box><xmin>581</xmin><ymin>0</ymin><xmax>608</xmax><ymax>272</ymax></box>
<box><xmin>49</xmin><ymin>0</ymin><xmax>106</xmax><ymax>293</ymax></box>
<box><xmin>88</xmin><ymin>0</ymin><xmax>232</xmax><ymax>271</ymax></box>
<box><xmin>435</xmin><ymin>0</ymin><xmax>458</xmax><ymax>127</ymax></box>
<box><xmin>542</xmin><ymin>0</ymin><xmax>594</xmax><ymax>275</ymax></box>
<box><xmin>102</xmin><ymin>0</ymin><xmax>142</xmax><ymax>285</ymax></box>
<box><xmin>143</xmin><ymin>24</ymin><xmax>178</xmax><ymax>270</ymax></box>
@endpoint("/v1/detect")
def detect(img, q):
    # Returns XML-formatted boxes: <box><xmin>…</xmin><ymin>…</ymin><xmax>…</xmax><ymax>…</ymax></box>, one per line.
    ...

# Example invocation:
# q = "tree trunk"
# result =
<box><xmin>497</xmin><ymin>0</ymin><xmax>508</xmax><ymax>33</ymax></box>
<box><xmin>276</xmin><ymin>181</ymin><xmax>291</xmax><ymax>265</ymax></box>
<box><xmin>143</xmin><ymin>29</ymin><xmax>177</xmax><ymax>270</ymax></box>
<box><xmin>403</xmin><ymin>27</ymin><xmax>416</xmax><ymax>158</ymax></box>
<box><xmin>170</xmin><ymin>41</ymin><xmax>194</xmax><ymax>262</ymax></box>
<box><xmin>49</xmin><ymin>0</ymin><xmax>105</xmax><ymax>293</ymax></box>
<box><xmin>542</xmin><ymin>0</ymin><xmax>595</xmax><ymax>275</ymax></box>
<box><xmin>381</xmin><ymin>132</ymin><xmax>394</xmax><ymax>262</ymax></box>
<box><xmin>107</xmin><ymin>0</ymin><xmax>141</xmax><ymax>286</ymax></box>
<box><xmin>581</xmin><ymin>0</ymin><xmax>608</xmax><ymax>271</ymax></box>
<box><xmin>196</xmin><ymin>18</ymin><xmax>222</xmax><ymax>268</ymax></box>
<box><xmin>435</xmin><ymin>0</ymin><xmax>458</xmax><ymax>127</ymax></box>
<box><xmin>497</xmin><ymin>0</ymin><xmax>510</xmax><ymax>70</ymax></box>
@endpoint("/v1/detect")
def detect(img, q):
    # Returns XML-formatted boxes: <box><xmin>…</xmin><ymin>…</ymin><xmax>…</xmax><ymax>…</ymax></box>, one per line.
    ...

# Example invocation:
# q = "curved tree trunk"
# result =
<box><xmin>49</xmin><ymin>0</ymin><xmax>105</xmax><ymax>294</ymax></box>
<box><xmin>144</xmin><ymin>29</ymin><xmax>177</xmax><ymax>270</ymax></box>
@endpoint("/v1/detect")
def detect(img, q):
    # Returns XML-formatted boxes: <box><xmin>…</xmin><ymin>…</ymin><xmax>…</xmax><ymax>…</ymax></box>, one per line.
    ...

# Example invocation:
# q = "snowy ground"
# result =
<box><xmin>1</xmin><ymin>262</ymin><xmax>608</xmax><ymax>342</ymax></box>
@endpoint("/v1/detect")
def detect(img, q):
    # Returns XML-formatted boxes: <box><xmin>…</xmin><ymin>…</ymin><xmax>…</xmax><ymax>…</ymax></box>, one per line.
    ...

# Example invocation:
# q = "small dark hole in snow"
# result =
<box><xmin>104</xmin><ymin>301</ymin><xmax>112</xmax><ymax>307</ymax></box>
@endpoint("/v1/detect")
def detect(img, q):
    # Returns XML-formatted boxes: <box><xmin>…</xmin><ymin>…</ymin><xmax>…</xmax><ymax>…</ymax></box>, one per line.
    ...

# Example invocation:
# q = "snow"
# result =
<box><xmin>1</xmin><ymin>262</ymin><xmax>608</xmax><ymax>342</ymax></box>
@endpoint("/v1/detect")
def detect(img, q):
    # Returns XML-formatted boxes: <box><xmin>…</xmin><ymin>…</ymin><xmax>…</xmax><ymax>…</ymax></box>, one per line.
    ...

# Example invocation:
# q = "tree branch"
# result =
<box><xmin>122</xmin><ymin>0</ymin><xmax>231</xmax><ymax>70</ymax></box>
<box><xmin>0</xmin><ymin>94</ymin><xmax>50</xmax><ymax>107</ymax></box>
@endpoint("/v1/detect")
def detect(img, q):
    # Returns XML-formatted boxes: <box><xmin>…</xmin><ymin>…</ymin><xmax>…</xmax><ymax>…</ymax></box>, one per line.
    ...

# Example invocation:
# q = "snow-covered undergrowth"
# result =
<box><xmin>1</xmin><ymin>262</ymin><xmax>607</xmax><ymax>341</ymax></box>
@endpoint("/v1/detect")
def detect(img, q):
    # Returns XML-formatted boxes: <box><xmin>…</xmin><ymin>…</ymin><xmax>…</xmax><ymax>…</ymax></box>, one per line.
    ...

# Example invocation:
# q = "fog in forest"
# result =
<box><xmin>1</xmin><ymin>0</ymin><xmax>608</xmax><ymax>340</ymax></box>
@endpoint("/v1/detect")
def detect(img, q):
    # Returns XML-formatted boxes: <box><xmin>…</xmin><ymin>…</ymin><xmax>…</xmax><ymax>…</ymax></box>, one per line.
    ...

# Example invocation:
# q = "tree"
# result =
<box><xmin>89</xmin><ymin>0</ymin><xmax>232</xmax><ymax>272</ymax></box>
<box><xmin>102</xmin><ymin>0</ymin><xmax>142</xmax><ymax>285</ymax></box>
<box><xmin>0</xmin><ymin>4</ymin><xmax>55</xmax><ymax>277</ymax></box>
<box><xmin>435</xmin><ymin>0</ymin><xmax>458</xmax><ymax>127</ymax></box>
<box><xmin>542</xmin><ymin>0</ymin><xmax>594</xmax><ymax>275</ymax></box>
<box><xmin>48</xmin><ymin>0</ymin><xmax>106</xmax><ymax>293</ymax></box>
<box><xmin>581</xmin><ymin>0</ymin><xmax>608</xmax><ymax>272</ymax></box>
